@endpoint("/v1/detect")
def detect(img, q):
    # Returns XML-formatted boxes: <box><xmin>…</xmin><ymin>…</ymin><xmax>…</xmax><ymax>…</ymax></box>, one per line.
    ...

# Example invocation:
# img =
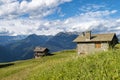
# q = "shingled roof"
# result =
<box><xmin>73</xmin><ymin>33</ymin><xmax>116</xmax><ymax>42</ymax></box>
<box><xmin>34</xmin><ymin>47</ymin><xmax>48</xmax><ymax>52</ymax></box>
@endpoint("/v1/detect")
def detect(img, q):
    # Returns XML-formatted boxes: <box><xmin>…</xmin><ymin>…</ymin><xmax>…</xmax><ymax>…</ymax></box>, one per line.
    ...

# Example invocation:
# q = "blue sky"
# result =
<box><xmin>48</xmin><ymin>0</ymin><xmax>120</xmax><ymax>19</ymax></box>
<box><xmin>0</xmin><ymin>0</ymin><xmax>120</xmax><ymax>36</ymax></box>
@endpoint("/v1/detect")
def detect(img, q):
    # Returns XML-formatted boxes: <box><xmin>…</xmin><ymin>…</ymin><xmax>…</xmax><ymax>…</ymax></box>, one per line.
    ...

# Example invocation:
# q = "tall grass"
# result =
<box><xmin>26</xmin><ymin>50</ymin><xmax>120</xmax><ymax>80</ymax></box>
<box><xmin>0</xmin><ymin>49</ymin><xmax>120</xmax><ymax>80</ymax></box>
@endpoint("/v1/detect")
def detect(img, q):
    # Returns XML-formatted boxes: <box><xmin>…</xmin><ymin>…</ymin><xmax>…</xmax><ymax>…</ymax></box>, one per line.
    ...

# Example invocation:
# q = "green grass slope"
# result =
<box><xmin>0</xmin><ymin>49</ymin><xmax>120</xmax><ymax>80</ymax></box>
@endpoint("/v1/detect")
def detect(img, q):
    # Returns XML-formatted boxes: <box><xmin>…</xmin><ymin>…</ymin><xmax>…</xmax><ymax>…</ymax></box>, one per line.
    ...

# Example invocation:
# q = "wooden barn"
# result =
<box><xmin>73</xmin><ymin>31</ymin><xmax>118</xmax><ymax>54</ymax></box>
<box><xmin>34</xmin><ymin>47</ymin><xmax>49</xmax><ymax>58</ymax></box>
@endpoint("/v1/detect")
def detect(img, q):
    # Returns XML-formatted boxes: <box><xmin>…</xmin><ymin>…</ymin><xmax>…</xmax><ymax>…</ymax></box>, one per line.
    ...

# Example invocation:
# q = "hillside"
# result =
<box><xmin>0</xmin><ymin>49</ymin><xmax>120</xmax><ymax>80</ymax></box>
<box><xmin>0</xmin><ymin>46</ymin><xmax>13</xmax><ymax>62</ymax></box>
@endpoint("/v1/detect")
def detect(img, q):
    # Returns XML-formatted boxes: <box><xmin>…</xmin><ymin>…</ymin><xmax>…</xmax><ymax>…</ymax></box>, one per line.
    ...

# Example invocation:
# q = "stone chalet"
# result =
<box><xmin>73</xmin><ymin>31</ymin><xmax>118</xmax><ymax>54</ymax></box>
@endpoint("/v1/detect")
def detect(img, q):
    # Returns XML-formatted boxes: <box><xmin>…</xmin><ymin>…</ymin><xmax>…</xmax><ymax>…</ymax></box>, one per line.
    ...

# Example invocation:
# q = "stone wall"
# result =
<box><xmin>77</xmin><ymin>42</ymin><xmax>109</xmax><ymax>54</ymax></box>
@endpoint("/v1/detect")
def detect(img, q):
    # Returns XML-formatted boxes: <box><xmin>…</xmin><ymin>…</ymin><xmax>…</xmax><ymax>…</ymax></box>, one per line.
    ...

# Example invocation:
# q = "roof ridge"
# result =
<box><xmin>73</xmin><ymin>32</ymin><xmax>116</xmax><ymax>42</ymax></box>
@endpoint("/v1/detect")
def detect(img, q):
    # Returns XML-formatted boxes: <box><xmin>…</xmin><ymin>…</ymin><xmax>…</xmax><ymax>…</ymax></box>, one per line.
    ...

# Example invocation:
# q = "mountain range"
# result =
<box><xmin>0</xmin><ymin>32</ymin><xmax>78</xmax><ymax>62</ymax></box>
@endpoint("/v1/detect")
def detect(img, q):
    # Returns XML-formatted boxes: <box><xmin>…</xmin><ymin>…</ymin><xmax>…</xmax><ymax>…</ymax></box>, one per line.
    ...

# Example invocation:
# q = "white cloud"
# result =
<box><xmin>0</xmin><ymin>28</ymin><xmax>14</xmax><ymax>36</ymax></box>
<box><xmin>61</xmin><ymin>10</ymin><xmax>120</xmax><ymax>34</ymax></box>
<box><xmin>79</xmin><ymin>10</ymin><xmax>117</xmax><ymax>18</ymax></box>
<box><xmin>0</xmin><ymin>0</ymin><xmax>72</xmax><ymax>19</ymax></box>
<box><xmin>80</xmin><ymin>4</ymin><xmax>106</xmax><ymax>12</ymax></box>
<box><xmin>0</xmin><ymin>0</ymin><xmax>17</xmax><ymax>3</ymax></box>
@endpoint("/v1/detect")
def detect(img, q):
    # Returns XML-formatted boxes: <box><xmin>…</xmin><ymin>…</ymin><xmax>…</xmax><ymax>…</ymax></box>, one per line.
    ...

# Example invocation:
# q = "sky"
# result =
<box><xmin>0</xmin><ymin>0</ymin><xmax>120</xmax><ymax>36</ymax></box>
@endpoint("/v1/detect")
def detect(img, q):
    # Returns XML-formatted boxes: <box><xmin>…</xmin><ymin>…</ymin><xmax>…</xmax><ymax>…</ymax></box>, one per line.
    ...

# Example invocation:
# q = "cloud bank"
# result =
<box><xmin>0</xmin><ymin>0</ymin><xmax>120</xmax><ymax>36</ymax></box>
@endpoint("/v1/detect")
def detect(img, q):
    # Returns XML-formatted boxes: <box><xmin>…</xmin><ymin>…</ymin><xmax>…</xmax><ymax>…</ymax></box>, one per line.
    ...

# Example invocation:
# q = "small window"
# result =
<box><xmin>95</xmin><ymin>42</ymin><xmax>101</xmax><ymax>48</ymax></box>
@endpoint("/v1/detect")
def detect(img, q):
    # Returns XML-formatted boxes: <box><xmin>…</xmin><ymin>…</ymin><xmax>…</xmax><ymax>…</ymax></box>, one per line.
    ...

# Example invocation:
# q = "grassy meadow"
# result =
<box><xmin>0</xmin><ymin>48</ymin><xmax>120</xmax><ymax>80</ymax></box>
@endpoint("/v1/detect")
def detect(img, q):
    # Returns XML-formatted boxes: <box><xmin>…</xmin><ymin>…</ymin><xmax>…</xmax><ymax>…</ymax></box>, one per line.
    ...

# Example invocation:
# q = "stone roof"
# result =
<box><xmin>73</xmin><ymin>33</ymin><xmax>116</xmax><ymax>42</ymax></box>
<box><xmin>34</xmin><ymin>47</ymin><xmax>48</xmax><ymax>52</ymax></box>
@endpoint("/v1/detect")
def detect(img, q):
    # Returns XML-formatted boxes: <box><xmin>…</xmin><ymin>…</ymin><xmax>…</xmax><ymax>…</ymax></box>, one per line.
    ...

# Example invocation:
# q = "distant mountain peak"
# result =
<box><xmin>27</xmin><ymin>34</ymin><xmax>37</xmax><ymax>37</ymax></box>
